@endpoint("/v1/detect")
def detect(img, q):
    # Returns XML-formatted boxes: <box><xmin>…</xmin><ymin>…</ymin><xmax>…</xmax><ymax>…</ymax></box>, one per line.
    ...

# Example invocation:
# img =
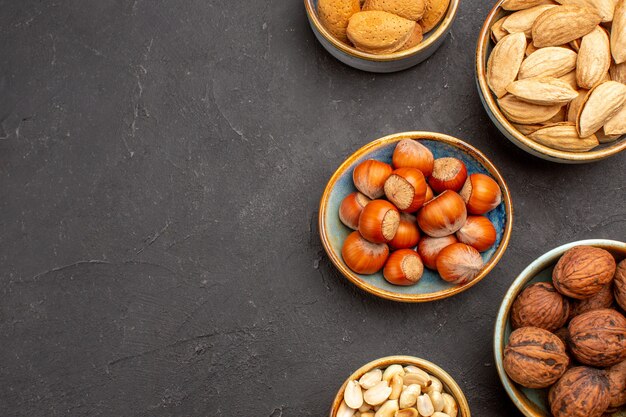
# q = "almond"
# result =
<box><xmin>347</xmin><ymin>11</ymin><xmax>416</xmax><ymax>54</ymax></box>
<box><xmin>318</xmin><ymin>0</ymin><xmax>362</xmax><ymax>43</ymax></box>
<box><xmin>528</xmin><ymin>122</ymin><xmax>599</xmax><ymax>151</ymax></box>
<box><xmin>567</xmin><ymin>89</ymin><xmax>589</xmax><ymax>122</ymax></box>
<box><xmin>506</xmin><ymin>77</ymin><xmax>579</xmax><ymax>105</ymax></box>
<box><xmin>362</xmin><ymin>0</ymin><xmax>426</xmax><ymax>21</ymax></box>
<box><xmin>559</xmin><ymin>70</ymin><xmax>579</xmax><ymax>90</ymax></box>
<box><xmin>498</xmin><ymin>94</ymin><xmax>564</xmax><ymax>123</ymax></box>
<box><xmin>501</xmin><ymin>0</ymin><xmax>557</xmax><ymax>10</ymax></box>
<box><xmin>502</xmin><ymin>5</ymin><xmax>557</xmax><ymax>37</ymax></box>
<box><xmin>576</xmin><ymin>26</ymin><xmax>611</xmax><ymax>89</ymax></box>
<box><xmin>487</xmin><ymin>32</ymin><xmax>527</xmax><ymax>98</ymax></box>
<box><xmin>398</xmin><ymin>23</ymin><xmax>424</xmax><ymax>50</ymax></box>
<box><xmin>604</xmin><ymin>103</ymin><xmax>626</xmax><ymax>135</ymax></box>
<box><xmin>419</xmin><ymin>0</ymin><xmax>450</xmax><ymax>33</ymax></box>
<box><xmin>555</xmin><ymin>0</ymin><xmax>617</xmax><ymax>22</ymax></box>
<box><xmin>569</xmin><ymin>38</ymin><xmax>582</xmax><ymax>52</ymax></box>
<box><xmin>532</xmin><ymin>5</ymin><xmax>602</xmax><ymax>47</ymax></box>
<box><xmin>519</xmin><ymin>47</ymin><xmax>578</xmax><ymax>79</ymax></box>
<box><xmin>545</xmin><ymin>106</ymin><xmax>568</xmax><ymax>123</ymax></box>
<box><xmin>577</xmin><ymin>81</ymin><xmax>626</xmax><ymax>137</ymax></box>
<box><xmin>491</xmin><ymin>16</ymin><xmax>509</xmax><ymax>43</ymax></box>
<box><xmin>611</xmin><ymin>61</ymin><xmax>626</xmax><ymax>84</ymax></box>
<box><xmin>596</xmin><ymin>127</ymin><xmax>622</xmax><ymax>143</ymax></box>
<box><xmin>612</xmin><ymin>0</ymin><xmax>626</xmax><ymax>64</ymax></box>
<box><xmin>513</xmin><ymin>123</ymin><xmax>545</xmax><ymax>134</ymax></box>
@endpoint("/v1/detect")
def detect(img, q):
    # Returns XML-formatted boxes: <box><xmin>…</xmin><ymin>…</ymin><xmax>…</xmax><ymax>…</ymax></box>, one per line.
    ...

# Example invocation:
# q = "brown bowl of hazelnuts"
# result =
<box><xmin>494</xmin><ymin>239</ymin><xmax>626</xmax><ymax>417</ymax></box>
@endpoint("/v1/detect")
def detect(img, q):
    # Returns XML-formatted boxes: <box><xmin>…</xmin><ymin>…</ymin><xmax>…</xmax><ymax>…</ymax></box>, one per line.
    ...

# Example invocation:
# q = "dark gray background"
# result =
<box><xmin>1</xmin><ymin>0</ymin><xmax>624</xmax><ymax>416</ymax></box>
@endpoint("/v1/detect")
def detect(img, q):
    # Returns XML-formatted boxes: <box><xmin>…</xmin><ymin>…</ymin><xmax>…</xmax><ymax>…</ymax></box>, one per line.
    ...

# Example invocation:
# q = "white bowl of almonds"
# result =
<box><xmin>330</xmin><ymin>356</ymin><xmax>470</xmax><ymax>417</ymax></box>
<box><xmin>476</xmin><ymin>0</ymin><xmax>626</xmax><ymax>163</ymax></box>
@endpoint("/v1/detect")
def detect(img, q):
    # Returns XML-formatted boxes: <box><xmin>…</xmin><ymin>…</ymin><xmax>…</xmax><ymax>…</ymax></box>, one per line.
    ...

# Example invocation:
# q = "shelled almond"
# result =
<box><xmin>318</xmin><ymin>0</ymin><xmax>451</xmax><ymax>53</ymax></box>
<box><xmin>337</xmin><ymin>364</ymin><xmax>459</xmax><ymax>417</ymax></box>
<box><xmin>487</xmin><ymin>0</ymin><xmax>626</xmax><ymax>151</ymax></box>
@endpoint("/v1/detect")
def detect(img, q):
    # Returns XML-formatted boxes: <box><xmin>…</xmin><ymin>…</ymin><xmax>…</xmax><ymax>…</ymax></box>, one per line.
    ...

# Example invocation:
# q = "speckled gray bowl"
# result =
<box><xmin>304</xmin><ymin>0</ymin><xmax>459</xmax><ymax>73</ymax></box>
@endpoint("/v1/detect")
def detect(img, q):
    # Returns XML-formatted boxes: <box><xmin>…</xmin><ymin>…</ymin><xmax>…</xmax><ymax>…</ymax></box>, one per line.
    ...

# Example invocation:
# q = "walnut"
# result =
<box><xmin>607</xmin><ymin>359</ymin><xmax>626</xmax><ymax>409</ymax></box>
<box><xmin>614</xmin><ymin>260</ymin><xmax>626</xmax><ymax>312</ymax></box>
<box><xmin>503</xmin><ymin>326</ymin><xmax>569</xmax><ymax>389</ymax></box>
<box><xmin>570</xmin><ymin>283</ymin><xmax>614</xmax><ymax>317</ymax></box>
<box><xmin>569</xmin><ymin>309</ymin><xmax>626</xmax><ymax>367</ymax></box>
<box><xmin>549</xmin><ymin>366</ymin><xmax>610</xmax><ymax>417</ymax></box>
<box><xmin>511</xmin><ymin>282</ymin><xmax>569</xmax><ymax>331</ymax></box>
<box><xmin>552</xmin><ymin>246</ymin><xmax>616</xmax><ymax>300</ymax></box>
<box><xmin>553</xmin><ymin>327</ymin><xmax>570</xmax><ymax>346</ymax></box>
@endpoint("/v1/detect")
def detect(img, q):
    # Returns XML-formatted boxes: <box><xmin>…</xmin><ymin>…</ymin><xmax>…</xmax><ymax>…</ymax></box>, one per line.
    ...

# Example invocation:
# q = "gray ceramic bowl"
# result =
<box><xmin>494</xmin><ymin>239</ymin><xmax>626</xmax><ymax>417</ymax></box>
<box><xmin>476</xmin><ymin>0</ymin><xmax>626</xmax><ymax>163</ymax></box>
<box><xmin>304</xmin><ymin>0</ymin><xmax>459</xmax><ymax>73</ymax></box>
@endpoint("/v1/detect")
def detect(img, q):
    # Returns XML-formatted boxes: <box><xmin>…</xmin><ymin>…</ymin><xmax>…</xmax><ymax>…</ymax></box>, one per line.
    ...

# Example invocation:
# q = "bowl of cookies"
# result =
<box><xmin>476</xmin><ymin>0</ymin><xmax>626</xmax><ymax>163</ymax></box>
<box><xmin>304</xmin><ymin>0</ymin><xmax>459</xmax><ymax>72</ymax></box>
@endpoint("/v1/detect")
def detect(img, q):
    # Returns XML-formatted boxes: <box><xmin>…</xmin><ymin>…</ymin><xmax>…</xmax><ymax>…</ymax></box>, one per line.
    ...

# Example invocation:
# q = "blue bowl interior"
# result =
<box><xmin>310</xmin><ymin>0</ymin><xmax>447</xmax><ymax>45</ymax></box>
<box><xmin>324</xmin><ymin>139</ymin><xmax>508</xmax><ymax>297</ymax></box>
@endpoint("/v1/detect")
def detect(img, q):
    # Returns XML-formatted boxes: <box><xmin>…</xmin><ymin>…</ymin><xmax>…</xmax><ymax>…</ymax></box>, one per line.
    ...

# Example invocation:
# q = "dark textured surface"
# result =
<box><xmin>0</xmin><ymin>1</ymin><xmax>624</xmax><ymax>416</ymax></box>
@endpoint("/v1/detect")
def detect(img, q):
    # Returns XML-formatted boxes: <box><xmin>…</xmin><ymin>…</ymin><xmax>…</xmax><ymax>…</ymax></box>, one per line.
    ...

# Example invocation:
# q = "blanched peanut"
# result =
<box><xmin>432</xmin><ymin>413</ymin><xmax>450</xmax><ymax>417</ymax></box>
<box><xmin>359</xmin><ymin>403</ymin><xmax>372</xmax><ymax>412</ymax></box>
<box><xmin>374</xmin><ymin>399</ymin><xmax>398</xmax><ymax>417</ymax></box>
<box><xmin>428</xmin><ymin>391</ymin><xmax>444</xmax><ymax>412</ymax></box>
<box><xmin>399</xmin><ymin>384</ymin><xmax>420</xmax><ymax>408</ymax></box>
<box><xmin>403</xmin><ymin>373</ymin><xmax>431</xmax><ymax>388</ymax></box>
<box><xmin>395</xmin><ymin>408</ymin><xmax>418</xmax><ymax>417</ymax></box>
<box><xmin>337</xmin><ymin>399</ymin><xmax>356</xmax><ymax>417</ymax></box>
<box><xmin>360</xmin><ymin>369</ymin><xmax>383</xmax><ymax>390</ymax></box>
<box><xmin>424</xmin><ymin>376</ymin><xmax>442</xmax><ymax>394</ymax></box>
<box><xmin>417</xmin><ymin>394</ymin><xmax>435</xmax><ymax>417</ymax></box>
<box><xmin>364</xmin><ymin>381</ymin><xmax>392</xmax><ymax>406</ymax></box>
<box><xmin>383</xmin><ymin>365</ymin><xmax>405</xmax><ymax>382</ymax></box>
<box><xmin>441</xmin><ymin>393</ymin><xmax>458</xmax><ymax>417</ymax></box>
<box><xmin>389</xmin><ymin>374</ymin><xmax>404</xmax><ymax>400</ymax></box>
<box><xmin>345</xmin><ymin>380</ymin><xmax>364</xmax><ymax>409</ymax></box>
<box><xmin>361</xmin><ymin>413</ymin><xmax>375</xmax><ymax>417</ymax></box>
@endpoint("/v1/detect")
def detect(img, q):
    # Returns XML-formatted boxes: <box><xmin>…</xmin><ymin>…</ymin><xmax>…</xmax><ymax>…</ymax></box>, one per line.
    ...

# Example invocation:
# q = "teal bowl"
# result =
<box><xmin>494</xmin><ymin>239</ymin><xmax>626</xmax><ymax>417</ymax></box>
<box><xmin>318</xmin><ymin>132</ymin><xmax>513</xmax><ymax>302</ymax></box>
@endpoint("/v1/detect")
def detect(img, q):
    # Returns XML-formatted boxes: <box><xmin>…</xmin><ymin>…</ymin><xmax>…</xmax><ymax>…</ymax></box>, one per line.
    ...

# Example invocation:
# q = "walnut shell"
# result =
<box><xmin>553</xmin><ymin>246</ymin><xmax>616</xmax><ymax>300</ymax></box>
<box><xmin>570</xmin><ymin>283</ymin><xmax>614</xmax><ymax>317</ymax></box>
<box><xmin>569</xmin><ymin>309</ymin><xmax>626</xmax><ymax>367</ymax></box>
<box><xmin>511</xmin><ymin>282</ymin><xmax>570</xmax><ymax>331</ymax></box>
<box><xmin>553</xmin><ymin>327</ymin><xmax>570</xmax><ymax>346</ymax></box>
<box><xmin>549</xmin><ymin>366</ymin><xmax>610</xmax><ymax>417</ymax></box>
<box><xmin>503</xmin><ymin>326</ymin><xmax>569</xmax><ymax>389</ymax></box>
<box><xmin>614</xmin><ymin>260</ymin><xmax>626</xmax><ymax>311</ymax></box>
<box><xmin>607</xmin><ymin>359</ymin><xmax>626</xmax><ymax>409</ymax></box>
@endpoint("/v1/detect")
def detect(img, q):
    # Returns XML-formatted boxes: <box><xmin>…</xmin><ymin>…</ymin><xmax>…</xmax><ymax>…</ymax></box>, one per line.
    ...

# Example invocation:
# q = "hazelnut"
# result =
<box><xmin>614</xmin><ymin>260</ymin><xmax>626</xmax><ymax>312</ymax></box>
<box><xmin>549</xmin><ymin>366</ymin><xmax>610</xmax><ymax>417</ymax></box>
<box><xmin>552</xmin><ymin>246</ymin><xmax>616</xmax><ymax>300</ymax></box>
<box><xmin>511</xmin><ymin>282</ymin><xmax>570</xmax><ymax>332</ymax></box>
<box><xmin>568</xmin><ymin>309</ymin><xmax>626</xmax><ymax>367</ymax></box>
<box><xmin>503</xmin><ymin>327</ymin><xmax>569</xmax><ymax>389</ymax></box>
<box><xmin>570</xmin><ymin>283</ymin><xmax>614</xmax><ymax>318</ymax></box>
<box><xmin>607</xmin><ymin>359</ymin><xmax>626</xmax><ymax>409</ymax></box>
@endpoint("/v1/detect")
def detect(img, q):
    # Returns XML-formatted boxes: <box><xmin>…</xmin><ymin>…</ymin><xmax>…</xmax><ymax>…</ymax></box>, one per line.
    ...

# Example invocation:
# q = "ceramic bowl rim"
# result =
<box><xmin>475</xmin><ymin>0</ymin><xmax>626</xmax><ymax>163</ymax></box>
<box><xmin>328</xmin><ymin>355</ymin><xmax>472</xmax><ymax>417</ymax></box>
<box><xmin>318</xmin><ymin>131</ymin><xmax>514</xmax><ymax>303</ymax></box>
<box><xmin>493</xmin><ymin>239</ymin><xmax>626</xmax><ymax>417</ymax></box>
<box><xmin>304</xmin><ymin>0</ymin><xmax>460</xmax><ymax>62</ymax></box>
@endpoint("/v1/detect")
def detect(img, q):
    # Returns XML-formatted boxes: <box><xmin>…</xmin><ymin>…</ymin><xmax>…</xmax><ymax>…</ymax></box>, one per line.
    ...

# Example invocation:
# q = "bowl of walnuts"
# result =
<box><xmin>304</xmin><ymin>0</ymin><xmax>459</xmax><ymax>72</ymax></box>
<box><xmin>494</xmin><ymin>239</ymin><xmax>626</xmax><ymax>417</ymax></box>
<box><xmin>318</xmin><ymin>131</ymin><xmax>513</xmax><ymax>302</ymax></box>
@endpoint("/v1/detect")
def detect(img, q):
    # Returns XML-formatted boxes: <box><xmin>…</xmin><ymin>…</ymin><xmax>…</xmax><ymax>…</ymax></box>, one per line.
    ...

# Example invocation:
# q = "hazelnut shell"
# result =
<box><xmin>552</xmin><ymin>246</ymin><xmax>616</xmax><ymax>300</ymax></box>
<box><xmin>549</xmin><ymin>366</ymin><xmax>610</xmax><ymax>417</ymax></box>
<box><xmin>511</xmin><ymin>282</ymin><xmax>570</xmax><ymax>332</ymax></box>
<box><xmin>503</xmin><ymin>326</ymin><xmax>569</xmax><ymax>389</ymax></box>
<box><xmin>568</xmin><ymin>309</ymin><xmax>626</xmax><ymax>367</ymax></box>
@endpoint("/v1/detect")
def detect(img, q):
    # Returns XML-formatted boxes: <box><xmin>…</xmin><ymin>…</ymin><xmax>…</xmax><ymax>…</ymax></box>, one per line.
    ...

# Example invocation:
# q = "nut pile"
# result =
<box><xmin>337</xmin><ymin>364</ymin><xmax>459</xmax><ymax>417</ymax></box>
<box><xmin>317</xmin><ymin>0</ymin><xmax>450</xmax><ymax>54</ymax></box>
<box><xmin>339</xmin><ymin>139</ymin><xmax>503</xmax><ymax>287</ymax></box>
<box><xmin>486</xmin><ymin>0</ymin><xmax>626</xmax><ymax>151</ymax></box>
<box><xmin>503</xmin><ymin>245</ymin><xmax>626</xmax><ymax>417</ymax></box>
